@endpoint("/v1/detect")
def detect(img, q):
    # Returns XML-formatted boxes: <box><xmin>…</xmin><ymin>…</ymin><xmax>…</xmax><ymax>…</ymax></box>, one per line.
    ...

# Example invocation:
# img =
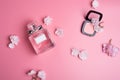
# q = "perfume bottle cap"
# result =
<box><xmin>36</xmin><ymin>25</ymin><xmax>43</xmax><ymax>30</ymax></box>
<box><xmin>27</xmin><ymin>24</ymin><xmax>43</xmax><ymax>34</ymax></box>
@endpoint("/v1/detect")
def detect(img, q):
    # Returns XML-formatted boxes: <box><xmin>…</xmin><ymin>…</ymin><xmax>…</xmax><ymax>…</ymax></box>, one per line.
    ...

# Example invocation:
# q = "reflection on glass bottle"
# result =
<box><xmin>27</xmin><ymin>23</ymin><xmax>54</xmax><ymax>54</ymax></box>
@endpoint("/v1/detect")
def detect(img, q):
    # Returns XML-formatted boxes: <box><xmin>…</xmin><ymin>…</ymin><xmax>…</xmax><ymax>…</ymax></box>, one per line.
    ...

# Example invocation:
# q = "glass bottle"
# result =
<box><xmin>27</xmin><ymin>23</ymin><xmax>54</xmax><ymax>54</ymax></box>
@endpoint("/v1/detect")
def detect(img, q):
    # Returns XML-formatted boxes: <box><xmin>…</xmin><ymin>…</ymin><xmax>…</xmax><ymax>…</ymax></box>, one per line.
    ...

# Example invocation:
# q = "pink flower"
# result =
<box><xmin>102</xmin><ymin>39</ymin><xmax>119</xmax><ymax>57</ymax></box>
<box><xmin>108</xmin><ymin>45</ymin><xmax>119</xmax><ymax>57</ymax></box>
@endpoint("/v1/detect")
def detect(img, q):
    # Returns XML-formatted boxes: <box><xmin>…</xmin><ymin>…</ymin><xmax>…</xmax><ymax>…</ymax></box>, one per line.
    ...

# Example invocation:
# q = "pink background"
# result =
<box><xmin>0</xmin><ymin>0</ymin><xmax>120</xmax><ymax>80</ymax></box>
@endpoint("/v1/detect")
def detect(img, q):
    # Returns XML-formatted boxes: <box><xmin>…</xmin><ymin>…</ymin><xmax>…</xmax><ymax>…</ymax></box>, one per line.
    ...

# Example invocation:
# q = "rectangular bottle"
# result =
<box><xmin>28</xmin><ymin>24</ymin><xmax>54</xmax><ymax>54</ymax></box>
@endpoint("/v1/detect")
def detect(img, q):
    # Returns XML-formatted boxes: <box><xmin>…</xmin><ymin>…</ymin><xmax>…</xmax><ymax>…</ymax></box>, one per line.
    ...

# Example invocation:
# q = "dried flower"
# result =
<box><xmin>55</xmin><ymin>28</ymin><xmax>63</xmax><ymax>37</ymax></box>
<box><xmin>44</xmin><ymin>16</ymin><xmax>52</xmax><ymax>25</ymax></box>
<box><xmin>27</xmin><ymin>70</ymin><xmax>37</xmax><ymax>76</ymax></box>
<box><xmin>102</xmin><ymin>39</ymin><xmax>119</xmax><ymax>57</ymax></box>
<box><xmin>78</xmin><ymin>50</ymin><xmax>88</xmax><ymax>61</ymax></box>
<box><xmin>37</xmin><ymin>70</ymin><xmax>46</xmax><ymax>80</ymax></box>
<box><xmin>92</xmin><ymin>0</ymin><xmax>99</xmax><ymax>9</ymax></box>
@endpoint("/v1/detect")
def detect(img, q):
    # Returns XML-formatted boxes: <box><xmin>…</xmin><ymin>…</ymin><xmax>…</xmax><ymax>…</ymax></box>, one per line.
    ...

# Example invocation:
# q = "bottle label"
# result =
<box><xmin>34</xmin><ymin>34</ymin><xmax>47</xmax><ymax>44</ymax></box>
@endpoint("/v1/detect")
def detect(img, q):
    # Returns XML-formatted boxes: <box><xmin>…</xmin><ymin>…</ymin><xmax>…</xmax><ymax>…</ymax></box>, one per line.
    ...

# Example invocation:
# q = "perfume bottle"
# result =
<box><xmin>27</xmin><ymin>23</ymin><xmax>54</xmax><ymax>54</ymax></box>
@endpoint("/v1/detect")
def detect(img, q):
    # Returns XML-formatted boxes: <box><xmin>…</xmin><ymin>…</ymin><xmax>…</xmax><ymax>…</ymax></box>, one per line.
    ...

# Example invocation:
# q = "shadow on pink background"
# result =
<box><xmin>0</xmin><ymin>0</ymin><xmax>120</xmax><ymax>80</ymax></box>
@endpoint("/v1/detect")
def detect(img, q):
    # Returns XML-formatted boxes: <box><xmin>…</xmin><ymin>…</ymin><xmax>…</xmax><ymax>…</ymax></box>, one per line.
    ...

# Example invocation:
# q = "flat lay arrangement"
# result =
<box><xmin>0</xmin><ymin>0</ymin><xmax>120</xmax><ymax>80</ymax></box>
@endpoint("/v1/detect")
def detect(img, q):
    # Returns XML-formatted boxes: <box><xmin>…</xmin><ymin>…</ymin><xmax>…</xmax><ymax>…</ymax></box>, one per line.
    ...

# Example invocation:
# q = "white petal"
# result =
<box><xmin>10</xmin><ymin>35</ymin><xmax>19</xmax><ymax>45</ymax></box>
<box><xmin>55</xmin><ymin>28</ymin><xmax>63</xmax><ymax>36</ymax></box>
<box><xmin>71</xmin><ymin>48</ymin><xmax>80</xmax><ymax>57</ymax></box>
<box><xmin>92</xmin><ymin>0</ymin><xmax>99</xmax><ymax>9</ymax></box>
<box><xmin>79</xmin><ymin>50</ymin><xmax>88</xmax><ymax>61</ymax></box>
<box><xmin>44</xmin><ymin>16</ymin><xmax>52</xmax><ymax>25</ymax></box>
<box><xmin>94</xmin><ymin>26</ymin><xmax>103</xmax><ymax>32</ymax></box>
<box><xmin>8</xmin><ymin>43</ymin><xmax>15</xmax><ymax>49</ymax></box>
<box><xmin>37</xmin><ymin>70</ymin><xmax>46</xmax><ymax>79</ymax></box>
<box><xmin>27</xmin><ymin>70</ymin><xmax>36</xmax><ymax>76</ymax></box>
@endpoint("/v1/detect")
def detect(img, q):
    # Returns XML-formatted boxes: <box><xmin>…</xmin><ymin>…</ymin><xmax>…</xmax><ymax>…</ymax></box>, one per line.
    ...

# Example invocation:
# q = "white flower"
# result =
<box><xmin>8</xmin><ymin>35</ymin><xmax>20</xmax><ymax>49</ymax></box>
<box><xmin>71</xmin><ymin>48</ymin><xmax>80</xmax><ymax>57</ymax></box>
<box><xmin>55</xmin><ymin>28</ymin><xmax>63</xmax><ymax>37</ymax></box>
<box><xmin>92</xmin><ymin>0</ymin><xmax>99</xmax><ymax>9</ymax></box>
<box><xmin>94</xmin><ymin>26</ymin><xmax>103</xmax><ymax>32</ymax></box>
<box><xmin>44</xmin><ymin>16</ymin><xmax>52</xmax><ymax>25</ymax></box>
<box><xmin>8</xmin><ymin>43</ymin><xmax>15</xmax><ymax>49</ymax></box>
<box><xmin>27</xmin><ymin>70</ymin><xmax>37</xmax><ymax>76</ymax></box>
<box><xmin>78</xmin><ymin>50</ymin><xmax>88</xmax><ymax>61</ymax></box>
<box><xmin>91</xmin><ymin>18</ymin><xmax>104</xmax><ymax>33</ymax></box>
<box><xmin>10</xmin><ymin>35</ymin><xmax>19</xmax><ymax>45</ymax></box>
<box><xmin>37</xmin><ymin>70</ymin><xmax>46</xmax><ymax>80</ymax></box>
<box><xmin>91</xmin><ymin>18</ymin><xmax>99</xmax><ymax>26</ymax></box>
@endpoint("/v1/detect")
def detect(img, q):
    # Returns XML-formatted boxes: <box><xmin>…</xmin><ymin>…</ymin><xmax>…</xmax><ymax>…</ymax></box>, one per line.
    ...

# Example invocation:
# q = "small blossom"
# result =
<box><xmin>27</xmin><ymin>70</ymin><xmax>37</xmax><ymax>76</ymax></box>
<box><xmin>91</xmin><ymin>18</ymin><xmax>104</xmax><ymax>33</ymax></box>
<box><xmin>44</xmin><ymin>16</ymin><xmax>52</xmax><ymax>25</ymax></box>
<box><xmin>10</xmin><ymin>35</ymin><xmax>19</xmax><ymax>45</ymax></box>
<box><xmin>92</xmin><ymin>0</ymin><xmax>99</xmax><ymax>9</ymax></box>
<box><xmin>71</xmin><ymin>48</ymin><xmax>80</xmax><ymax>57</ymax></box>
<box><xmin>102</xmin><ymin>43</ymin><xmax>108</xmax><ymax>53</ymax></box>
<box><xmin>8</xmin><ymin>35</ymin><xmax>19</xmax><ymax>49</ymax></box>
<box><xmin>55</xmin><ymin>28</ymin><xmax>63</xmax><ymax>37</ymax></box>
<box><xmin>78</xmin><ymin>50</ymin><xmax>88</xmax><ymax>61</ymax></box>
<box><xmin>94</xmin><ymin>26</ymin><xmax>103</xmax><ymax>32</ymax></box>
<box><xmin>37</xmin><ymin>70</ymin><xmax>46</xmax><ymax>80</ymax></box>
<box><xmin>8</xmin><ymin>43</ymin><xmax>15</xmax><ymax>49</ymax></box>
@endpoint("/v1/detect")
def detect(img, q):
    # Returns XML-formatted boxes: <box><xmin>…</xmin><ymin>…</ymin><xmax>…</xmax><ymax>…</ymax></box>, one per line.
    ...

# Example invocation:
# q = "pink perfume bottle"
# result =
<box><xmin>27</xmin><ymin>23</ymin><xmax>54</xmax><ymax>54</ymax></box>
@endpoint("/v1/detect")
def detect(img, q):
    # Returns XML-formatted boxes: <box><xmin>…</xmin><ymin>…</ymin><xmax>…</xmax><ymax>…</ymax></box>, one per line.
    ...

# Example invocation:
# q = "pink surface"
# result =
<box><xmin>0</xmin><ymin>0</ymin><xmax>120</xmax><ymax>80</ymax></box>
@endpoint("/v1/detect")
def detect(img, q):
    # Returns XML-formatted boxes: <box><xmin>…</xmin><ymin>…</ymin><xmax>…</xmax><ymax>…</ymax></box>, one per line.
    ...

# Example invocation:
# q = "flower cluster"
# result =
<box><xmin>27</xmin><ymin>69</ymin><xmax>46</xmax><ymax>80</ymax></box>
<box><xmin>8</xmin><ymin>35</ymin><xmax>19</xmax><ymax>49</ymax></box>
<box><xmin>71</xmin><ymin>48</ymin><xmax>88</xmax><ymax>61</ymax></box>
<box><xmin>91</xmin><ymin>18</ymin><xmax>104</xmax><ymax>33</ymax></box>
<box><xmin>102</xmin><ymin>39</ymin><xmax>119</xmax><ymax>57</ymax></box>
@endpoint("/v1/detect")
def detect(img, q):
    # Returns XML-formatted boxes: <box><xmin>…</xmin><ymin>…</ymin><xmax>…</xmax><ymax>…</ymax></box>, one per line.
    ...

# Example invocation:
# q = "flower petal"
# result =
<box><xmin>78</xmin><ymin>50</ymin><xmax>88</xmax><ymax>61</ymax></box>
<box><xmin>8</xmin><ymin>43</ymin><xmax>15</xmax><ymax>49</ymax></box>
<box><xmin>27</xmin><ymin>70</ymin><xmax>37</xmax><ymax>76</ymax></box>
<box><xmin>92</xmin><ymin>0</ymin><xmax>99</xmax><ymax>9</ymax></box>
<box><xmin>71</xmin><ymin>48</ymin><xmax>80</xmax><ymax>57</ymax></box>
<box><xmin>55</xmin><ymin>28</ymin><xmax>63</xmax><ymax>37</ymax></box>
<box><xmin>44</xmin><ymin>16</ymin><xmax>52</xmax><ymax>25</ymax></box>
<box><xmin>94</xmin><ymin>26</ymin><xmax>104</xmax><ymax>33</ymax></box>
<box><xmin>37</xmin><ymin>70</ymin><xmax>46</xmax><ymax>80</ymax></box>
<box><xmin>10</xmin><ymin>35</ymin><xmax>19</xmax><ymax>45</ymax></box>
